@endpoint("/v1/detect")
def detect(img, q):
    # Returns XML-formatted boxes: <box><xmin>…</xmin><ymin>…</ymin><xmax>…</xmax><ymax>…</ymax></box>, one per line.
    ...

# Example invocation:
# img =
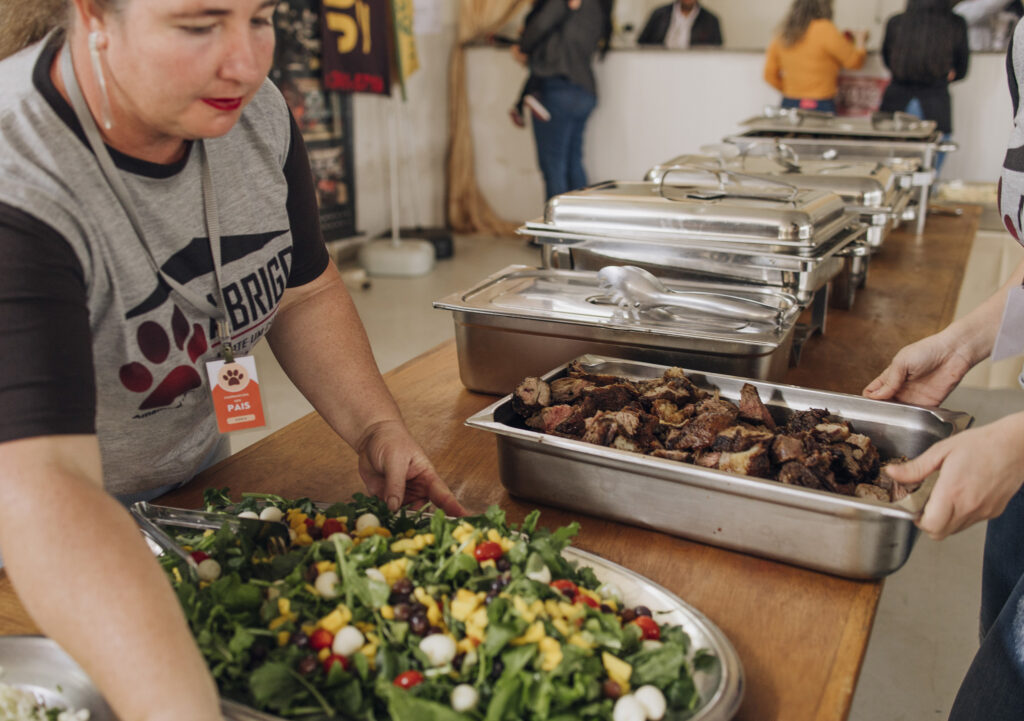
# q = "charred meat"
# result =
<box><xmin>511</xmin><ymin>365</ymin><xmax>903</xmax><ymax>502</ymax></box>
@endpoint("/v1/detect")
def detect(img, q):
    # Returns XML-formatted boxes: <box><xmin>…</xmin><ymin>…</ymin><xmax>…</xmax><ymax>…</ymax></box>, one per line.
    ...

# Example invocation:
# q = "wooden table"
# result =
<box><xmin>0</xmin><ymin>210</ymin><xmax>980</xmax><ymax>721</ymax></box>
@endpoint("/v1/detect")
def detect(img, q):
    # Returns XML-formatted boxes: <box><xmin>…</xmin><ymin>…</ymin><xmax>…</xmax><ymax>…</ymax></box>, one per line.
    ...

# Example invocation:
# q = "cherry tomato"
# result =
<box><xmin>322</xmin><ymin>653</ymin><xmax>350</xmax><ymax>673</ymax></box>
<box><xmin>393</xmin><ymin>670</ymin><xmax>424</xmax><ymax>689</ymax></box>
<box><xmin>632</xmin><ymin>615</ymin><xmax>661</xmax><ymax>641</ymax></box>
<box><xmin>309</xmin><ymin>628</ymin><xmax>334</xmax><ymax>651</ymax></box>
<box><xmin>321</xmin><ymin>518</ymin><xmax>346</xmax><ymax>538</ymax></box>
<box><xmin>549</xmin><ymin>579</ymin><xmax>578</xmax><ymax>597</ymax></box>
<box><xmin>574</xmin><ymin>593</ymin><xmax>599</xmax><ymax>609</ymax></box>
<box><xmin>190</xmin><ymin>550</ymin><xmax>210</xmax><ymax>563</ymax></box>
<box><xmin>473</xmin><ymin>541</ymin><xmax>503</xmax><ymax>562</ymax></box>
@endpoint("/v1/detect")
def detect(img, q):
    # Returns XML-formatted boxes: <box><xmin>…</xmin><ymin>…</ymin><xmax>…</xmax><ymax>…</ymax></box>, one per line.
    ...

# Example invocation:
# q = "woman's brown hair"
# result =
<box><xmin>779</xmin><ymin>0</ymin><xmax>834</xmax><ymax>47</ymax></box>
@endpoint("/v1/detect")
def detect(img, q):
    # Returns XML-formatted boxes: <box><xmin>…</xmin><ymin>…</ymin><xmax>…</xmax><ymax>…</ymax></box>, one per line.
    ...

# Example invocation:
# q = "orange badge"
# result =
<box><xmin>205</xmin><ymin>356</ymin><xmax>266</xmax><ymax>433</ymax></box>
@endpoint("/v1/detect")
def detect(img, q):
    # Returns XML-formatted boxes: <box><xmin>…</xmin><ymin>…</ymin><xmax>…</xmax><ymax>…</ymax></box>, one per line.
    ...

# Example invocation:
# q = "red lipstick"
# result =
<box><xmin>202</xmin><ymin>98</ymin><xmax>242</xmax><ymax>111</ymax></box>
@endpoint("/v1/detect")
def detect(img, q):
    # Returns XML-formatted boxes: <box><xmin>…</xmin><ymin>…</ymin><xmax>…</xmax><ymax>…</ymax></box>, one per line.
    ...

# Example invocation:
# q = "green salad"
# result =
<box><xmin>156</xmin><ymin>489</ymin><xmax>715</xmax><ymax>721</ymax></box>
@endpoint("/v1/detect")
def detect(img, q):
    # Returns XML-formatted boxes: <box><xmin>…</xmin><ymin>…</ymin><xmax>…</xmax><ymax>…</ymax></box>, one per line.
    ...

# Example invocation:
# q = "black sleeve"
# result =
<box><xmin>520</xmin><ymin>0</ymin><xmax>571</xmax><ymax>54</ymax></box>
<box><xmin>952</xmin><ymin>15</ymin><xmax>970</xmax><ymax>82</ymax></box>
<box><xmin>881</xmin><ymin>18</ymin><xmax>895</xmax><ymax>72</ymax></box>
<box><xmin>708</xmin><ymin>13</ymin><xmax>723</xmax><ymax>46</ymax></box>
<box><xmin>637</xmin><ymin>9</ymin><xmax>661</xmax><ymax>45</ymax></box>
<box><xmin>283</xmin><ymin>113</ymin><xmax>331</xmax><ymax>288</ymax></box>
<box><xmin>0</xmin><ymin>204</ymin><xmax>96</xmax><ymax>444</ymax></box>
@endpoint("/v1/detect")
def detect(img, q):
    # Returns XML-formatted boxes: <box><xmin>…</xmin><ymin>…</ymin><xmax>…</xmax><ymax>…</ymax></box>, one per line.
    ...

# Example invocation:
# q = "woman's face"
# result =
<box><xmin>99</xmin><ymin>0</ymin><xmax>276</xmax><ymax>141</ymax></box>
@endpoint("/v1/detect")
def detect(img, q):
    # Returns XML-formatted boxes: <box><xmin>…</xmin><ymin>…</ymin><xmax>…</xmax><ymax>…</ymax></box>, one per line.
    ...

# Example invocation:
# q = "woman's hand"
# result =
<box><xmin>884</xmin><ymin>413</ymin><xmax>1024</xmax><ymax>539</ymax></box>
<box><xmin>862</xmin><ymin>331</ymin><xmax>974</xmax><ymax>407</ymax></box>
<box><xmin>510</xmin><ymin>44</ymin><xmax>527</xmax><ymax>65</ymax></box>
<box><xmin>356</xmin><ymin>419</ymin><xmax>467</xmax><ymax>517</ymax></box>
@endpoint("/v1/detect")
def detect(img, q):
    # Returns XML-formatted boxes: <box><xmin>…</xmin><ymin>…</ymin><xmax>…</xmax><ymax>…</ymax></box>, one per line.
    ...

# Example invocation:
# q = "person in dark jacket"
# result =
<box><xmin>518</xmin><ymin>0</ymin><xmax>613</xmax><ymax>200</ymax></box>
<box><xmin>879</xmin><ymin>0</ymin><xmax>969</xmax><ymax>172</ymax></box>
<box><xmin>637</xmin><ymin>0</ymin><xmax>723</xmax><ymax>48</ymax></box>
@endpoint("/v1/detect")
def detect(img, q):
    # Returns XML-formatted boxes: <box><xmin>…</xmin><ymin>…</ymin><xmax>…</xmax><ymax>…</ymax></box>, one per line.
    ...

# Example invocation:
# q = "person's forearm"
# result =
<box><xmin>0</xmin><ymin>437</ymin><xmax>221</xmax><ymax>721</ymax></box>
<box><xmin>267</xmin><ymin>265</ymin><xmax>403</xmax><ymax>450</ymax></box>
<box><xmin>941</xmin><ymin>257</ymin><xmax>1024</xmax><ymax>365</ymax></box>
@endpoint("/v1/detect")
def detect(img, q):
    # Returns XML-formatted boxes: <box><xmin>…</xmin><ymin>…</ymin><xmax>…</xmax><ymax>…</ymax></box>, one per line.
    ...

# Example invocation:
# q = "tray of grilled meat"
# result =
<box><xmin>465</xmin><ymin>355</ymin><xmax>973</xmax><ymax>579</ymax></box>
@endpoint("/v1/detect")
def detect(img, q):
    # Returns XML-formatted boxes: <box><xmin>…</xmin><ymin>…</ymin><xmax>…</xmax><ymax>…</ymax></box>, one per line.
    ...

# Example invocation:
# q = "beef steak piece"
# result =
<box><xmin>550</xmin><ymin>376</ymin><xmax>592</xmax><ymax>404</ymax></box>
<box><xmin>718</xmin><ymin>443</ymin><xmax>771</xmax><ymax>478</ymax></box>
<box><xmin>712</xmin><ymin>425</ymin><xmax>776</xmax><ymax>453</ymax></box>
<box><xmin>737</xmin><ymin>383</ymin><xmax>777</xmax><ymax>430</ymax></box>
<box><xmin>777</xmin><ymin>461</ymin><xmax>822</xmax><ymax>489</ymax></box>
<box><xmin>513</xmin><ymin>377</ymin><xmax>550</xmax><ymax>418</ymax></box>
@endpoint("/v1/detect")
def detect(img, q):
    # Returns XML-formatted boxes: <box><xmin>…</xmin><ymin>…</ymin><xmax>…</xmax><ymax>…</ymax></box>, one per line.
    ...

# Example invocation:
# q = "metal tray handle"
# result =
<box><xmin>656</xmin><ymin>163</ymin><xmax>802</xmax><ymax>204</ymax></box>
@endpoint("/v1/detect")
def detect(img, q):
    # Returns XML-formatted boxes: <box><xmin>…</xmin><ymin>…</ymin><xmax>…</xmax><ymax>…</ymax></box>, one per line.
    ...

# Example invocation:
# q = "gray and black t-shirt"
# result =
<box><xmin>0</xmin><ymin>33</ymin><xmax>329</xmax><ymax>494</ymax></box>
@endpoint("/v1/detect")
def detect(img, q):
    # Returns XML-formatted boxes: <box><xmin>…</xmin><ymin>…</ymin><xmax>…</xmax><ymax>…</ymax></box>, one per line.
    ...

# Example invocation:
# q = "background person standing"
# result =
<box><xmin>518</xmin><ymin>0</ymin><xmax>613</xmax><ymax>200</ymax></box>
<box><xmin>763</xmin><ymin>0</ymin><xmax>867</xmax><ymax>113</ymax></box>
<box><xmin>636</xmin><ymin>0</ymin><xmax>723</xmax><ymax>49</ymax></box>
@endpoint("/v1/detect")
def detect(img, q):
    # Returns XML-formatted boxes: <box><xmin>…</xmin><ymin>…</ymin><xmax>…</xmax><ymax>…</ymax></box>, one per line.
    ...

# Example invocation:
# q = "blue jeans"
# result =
<box><xmin>948</xmin><ymin>485</ymin><xmax>1024</xmax><ymax>720</ymax></box>
<box><xmin>781</xmin><ymin>96</ymin><xmax>836</xmax><ymax>113</ymax></box>
<box><xmin>531</xmin><ymin>75</ymin><xmax>597</xmax><ymax>200</ymax></box>
<box><xmin>901</xmin><ymin>97</ymin><xmax>951</xmax><ymax>174</ymax></box>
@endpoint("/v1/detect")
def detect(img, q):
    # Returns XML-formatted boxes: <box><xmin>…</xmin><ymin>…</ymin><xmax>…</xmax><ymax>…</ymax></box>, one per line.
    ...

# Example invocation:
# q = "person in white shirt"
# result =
<box><xmin>637</xmin><ymin>0</ymin><xmax>723</xmax><ymax>49</ymax></box>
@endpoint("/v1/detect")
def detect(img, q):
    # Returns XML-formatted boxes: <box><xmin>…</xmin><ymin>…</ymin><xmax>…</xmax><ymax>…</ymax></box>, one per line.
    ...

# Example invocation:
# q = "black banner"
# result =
<box><xmin>320</xmin><ymin>0</ymin><xmax>392</xmax><ymax>95</ymax></box>
<box><xmin>271</xmin><ymin>0</ymin><xmax>357</xmax><ymax>240</ymax></box>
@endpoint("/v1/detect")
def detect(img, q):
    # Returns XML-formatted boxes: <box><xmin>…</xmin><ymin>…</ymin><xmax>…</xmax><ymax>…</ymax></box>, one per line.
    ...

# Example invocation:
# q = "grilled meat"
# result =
<box><xmin>513</xmin><ymin>377</ymin><xmax>550</xmax><ymax>417</ymax></box>
<box><xmin>512</xmin><ymin>366</ymin><xmax>898</xmax><ymax>501</ymax></box>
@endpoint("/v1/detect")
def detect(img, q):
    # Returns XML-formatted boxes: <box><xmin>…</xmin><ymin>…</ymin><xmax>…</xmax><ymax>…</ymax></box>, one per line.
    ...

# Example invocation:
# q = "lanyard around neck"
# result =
<box><xmin>59</xmin><ymin>40</ymin><xmax>236</xmax><ymax>359</ymax></box>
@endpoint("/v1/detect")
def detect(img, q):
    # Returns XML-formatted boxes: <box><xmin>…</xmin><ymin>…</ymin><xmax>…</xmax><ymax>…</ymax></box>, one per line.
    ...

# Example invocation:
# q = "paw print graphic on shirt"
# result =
<box><xmin>118</xmin><ymin>305</ymin><xmax>208</xmax><ymax>410</ymax></box>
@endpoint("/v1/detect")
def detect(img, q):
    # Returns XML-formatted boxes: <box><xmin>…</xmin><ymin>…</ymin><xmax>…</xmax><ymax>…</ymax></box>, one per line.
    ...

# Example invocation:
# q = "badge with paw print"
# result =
<box><xmin>205</xmin><ymin>355</ymin><xmax>266</xmax><ymax>433</ymax></box>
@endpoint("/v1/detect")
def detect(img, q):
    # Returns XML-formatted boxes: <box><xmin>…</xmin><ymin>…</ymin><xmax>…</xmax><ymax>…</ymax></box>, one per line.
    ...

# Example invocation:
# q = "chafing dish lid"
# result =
<box><xmin>543</xmin><ymin>180</ymin><xmax>849</xmax><ymax>244</ymax></box>
<box><xmin>739</xmin><ymin>108</ymin><xmax>938</xmax><ymax>140</ymax></box>
<box><xmin>645</xmin><ymin>155</ymin><xmax>893</xmax><ymax>208</ymax></box>
<box><xmin>433</xmin><ymin>265</ymin><xmax>802</xmax><ymax>347</ymax></box>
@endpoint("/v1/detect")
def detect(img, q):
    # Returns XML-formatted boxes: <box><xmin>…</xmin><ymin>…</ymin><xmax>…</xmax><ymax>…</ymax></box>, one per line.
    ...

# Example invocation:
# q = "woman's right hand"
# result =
<box><xmin>862</xmin><ymin>331</ymin><xmax>973</xmax><ymax>406</ymax></box>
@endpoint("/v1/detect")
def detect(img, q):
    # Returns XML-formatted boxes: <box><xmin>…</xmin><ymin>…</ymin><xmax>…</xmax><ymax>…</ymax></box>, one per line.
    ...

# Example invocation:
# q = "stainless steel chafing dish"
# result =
<box><xmin>466</xmin><ymin>355</ymin><xmax>974</xmax><ymax>579</ymax></box>
<box><xmin>644</xmin><ymin>151</ymin><xmax>907</xmax><ymax>249</ymax></box>
<box><xmin>726</xmin><ymin>108</ymin><xmax>958</xmax><ymax>235</ymax></box>
<box><xmin>433</xmin><ymin>265</ymin><xmax>803</xmax><ymax>393</ymax></box>
<box><xmin>523</xmin><ymin>179</ymin><xmax>868</xmax><ymax>334</ymax></box>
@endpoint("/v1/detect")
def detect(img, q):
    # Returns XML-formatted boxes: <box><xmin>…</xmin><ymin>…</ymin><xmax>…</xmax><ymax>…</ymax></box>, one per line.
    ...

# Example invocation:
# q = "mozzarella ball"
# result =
<box><xmin>641</xmin><ymin>640</ymin><xmax>663</xmax><ymax>651</ymax></box>
<box><xmin>354</xmin><ymin>513</ymin><xmax>380</xmax><ymax>532</ymax></box>
<box><xmin>597</xmin><ymin>582</ymin><xmax>624</xmax><ymax>604</ymax></box>
<box><xmin>331</xmin><ymin>532</ymin><xmax>352</xmax><ymax>544</ymax></box>
<box><xmin>259</xmin><ymin>506</ymin><xmax>284</xmax><ymax>522</ymax></box>
<box><xmin>634</xmin><ymin>685</ymin><xmax>667</xmax><ymax>721</ymax></box>
<box><xmin>419</xmin><ymin>634</ymin><xmax>457</xmax><ymax>667</ymax></box>
<box><xmin>315</xmin><ymin>570</ymin><xmax>340</xmax><ymax>599</ymax></box>
<box><xmin>612</xmin><ymin>694</ymin><xmax>646</xmax><ymax>721</ymax></box>
<box><xmin>450</xmin><ymin>684</ymin><xmax>479</xmax><ymax>712</ymax></box>
<box><xmin>525</xmin><ymin>563</ymin><xmax>551</xmax><ymax>584</ymax></box>
<box><xmin>332</xmin><ymin>625</ymin><xmax>365</xmax><ymax>656</ymax></box>
<box><xmin>196</xmin><ymin>558</ymin><xmax>221</xmax><ymax>582</ymax></box>
<box><xmin>237</xmin><ymin>511</ymin><xmax>259</xmax><ymax>520</ymax></box>
<box><xmin>288</xmin><ymin>528</ymin><xmax>297</xmax><ymax>543</ymax></box>
<box><xmin>462</xmin><ymin>648</ymin><xmax>478</xmax><ymax>669</ymax></box>
<box><xmin>365</xmin><ymin>568</ymin><xmax>386</xmax><ymax>584</ymax></box>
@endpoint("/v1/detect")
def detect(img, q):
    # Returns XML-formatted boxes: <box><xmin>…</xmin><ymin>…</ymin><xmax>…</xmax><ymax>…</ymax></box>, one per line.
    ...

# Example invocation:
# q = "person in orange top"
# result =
<box><xmin>763</xmin><ymin>0</ymin><xmax>868</xmax><ymax>113</ymax></box>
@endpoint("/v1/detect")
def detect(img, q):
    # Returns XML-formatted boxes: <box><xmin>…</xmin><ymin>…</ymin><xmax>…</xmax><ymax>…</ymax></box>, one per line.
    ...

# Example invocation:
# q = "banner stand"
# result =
<box><xmin>358</xmin><ymin>94</ymin><xmax>435</xmax><ymax>277</ymax></box>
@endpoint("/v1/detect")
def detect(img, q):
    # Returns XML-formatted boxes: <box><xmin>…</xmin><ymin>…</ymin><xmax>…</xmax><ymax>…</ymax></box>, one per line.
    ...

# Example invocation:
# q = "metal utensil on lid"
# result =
<box><xmin>597</xmin><ymin>265</ymin><xmax>783</xmax><ymax>325</ymax></box>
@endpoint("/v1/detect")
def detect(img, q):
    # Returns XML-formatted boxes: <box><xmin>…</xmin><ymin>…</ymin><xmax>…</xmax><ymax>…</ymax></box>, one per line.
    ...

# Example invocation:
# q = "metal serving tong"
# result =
<box><xmin>131</xmin><ymin>502</ymin><xmax>291</xmax><ymax>578</ymax></box>
<box><xmin>597</xmin><ymin>265</ymin><xmax>783</xmax><ymax>326</ymax></box>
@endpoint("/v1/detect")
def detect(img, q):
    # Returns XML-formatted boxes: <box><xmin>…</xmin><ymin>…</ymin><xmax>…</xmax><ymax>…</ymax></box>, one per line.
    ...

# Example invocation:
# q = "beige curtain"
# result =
<box><xmin>446</xmin><ymin>0</ymin><xmax>530</xmax><ymax>235</ymax></box>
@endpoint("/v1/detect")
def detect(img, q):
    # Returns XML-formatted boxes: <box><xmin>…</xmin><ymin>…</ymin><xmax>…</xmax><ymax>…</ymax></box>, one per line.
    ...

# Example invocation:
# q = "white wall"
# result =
<box><xmin>612</xmin><ymin>0</ymin><xmax>907</xmax><ymax>49</ymax></box>
<box><xmin>465</xmin><ymin>46</ymin><xmax>1012</xmax><ymax>224</ymax></box>
<box><xmin>350</xmin><ymin>0</ymin><xmax>457</xmax><ymax>238</ymax></box>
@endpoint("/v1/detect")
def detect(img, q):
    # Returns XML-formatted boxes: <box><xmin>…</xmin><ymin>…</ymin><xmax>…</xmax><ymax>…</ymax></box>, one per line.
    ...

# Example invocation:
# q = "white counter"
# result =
<box><xmin>466</xmin><ymin>47</ymin><xmax>1012</xmax><ymax>223</ymax></box>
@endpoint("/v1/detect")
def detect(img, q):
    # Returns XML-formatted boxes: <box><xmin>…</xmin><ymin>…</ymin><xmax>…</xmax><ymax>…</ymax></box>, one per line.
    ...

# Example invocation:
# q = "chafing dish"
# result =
<box><xmin>433</xmin><ymin>265</ymin><xmax>803</xmax><ymax>393</ymax></box>
<box><xmin>541</xmin><ymin>180</ymin><xmax>850</xmax><ymax>250</ymax></box>
<box><xmin>645</xmin><ymin>152</ymin><xmax>907</xmax><ymax>249</ymax></box>
<box><xmin>466</xmin><ymin>355</ymin><xmax>974</xmax><ymax>579</ymax></box>
<box><xmin>727</xmin><ymin>108</ymin><xmax>958</xmax><ymax>234</ymax></box>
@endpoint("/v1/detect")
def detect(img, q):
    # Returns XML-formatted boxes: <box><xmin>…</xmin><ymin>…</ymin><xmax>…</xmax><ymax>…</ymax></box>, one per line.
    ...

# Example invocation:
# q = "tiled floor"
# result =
<box><xmin>229</xmin><ymin>230</ymin><xmax>1024</xmax><ymax>721</ymax></box>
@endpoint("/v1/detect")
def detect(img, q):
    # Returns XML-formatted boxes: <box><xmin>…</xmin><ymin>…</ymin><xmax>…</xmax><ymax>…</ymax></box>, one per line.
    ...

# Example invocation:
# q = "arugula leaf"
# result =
<box><xmin>484</xmin><ymin>672</ymin><xmax>523</xmax><ymax>721</ymax></box>
<box><xmin>248</xmin><ymin>662</ymin><xmax>305</xmax><ymax>711</ymax></box>
<box><xmin>379</xmin><ymin>683</ymin><xmax>468</xmax><ymax>721</ymax></box>
<box><xmin>627</xmin><ymin>643</ymin><xmax>687</xmax><ymax>687</ymax></box>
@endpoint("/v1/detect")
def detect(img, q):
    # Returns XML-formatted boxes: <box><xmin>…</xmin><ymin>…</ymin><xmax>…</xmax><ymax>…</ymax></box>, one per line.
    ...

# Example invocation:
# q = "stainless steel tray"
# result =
<box><xmin>434</xmin><ymin>265</ymin><xmax>804</xmax><ymax>392</ymax></box>
<box><xmin>528</xmin><ymin>223</ymin><xmax>865</xmax><ymax>304</ymax></box>
<box><xmin>644</xmin><ymin>154</ymin><xmax>896</xmax><ymax>216</ymax></box>
<box><xmin>740</xmin><ymin>108</ymin><xmax>939</xmax><ymax>140</ymax></box>
<box><xmin>140</xmin><ymin>504</ymin><xmax>744</xmax><ymax>721</ymax></box>
<box><xmin>0</xmin><ymin>636</ymin><xmax>118</xmax><ymax>720</ymax></box>
<box><xmin>542</xmin><ymin>180</ymin><xmax>850</xmax><ymax>248</ymax></box>
<box><xmin>465</xmin><ymin>355</ymin><xmax>974</xmax><ymax>579</ymax></box>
